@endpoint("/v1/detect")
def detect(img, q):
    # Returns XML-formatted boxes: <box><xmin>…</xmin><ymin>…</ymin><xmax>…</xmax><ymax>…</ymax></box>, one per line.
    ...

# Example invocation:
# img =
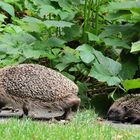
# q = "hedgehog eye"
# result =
<box><xmin>114</xmin><ymin>110</ymin><xmax>120</xmax><ymax>114</ymax></box>
<box><xmin>123</xmin><ymin>106</ymin><xmax>128</xmax><ymax>111</ymax></box>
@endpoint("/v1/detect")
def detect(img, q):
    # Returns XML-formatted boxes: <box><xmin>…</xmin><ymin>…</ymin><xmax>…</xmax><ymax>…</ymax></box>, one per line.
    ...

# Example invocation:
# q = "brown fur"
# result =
<box><xmin>0</xmin><ymin>64</ymin><xmax>80</xmax><ymax>120</ymax></box>
<box><xmin>107</xmin><ymin>95</ymin><xmax>140</xmax><ymax>124</ymax></box>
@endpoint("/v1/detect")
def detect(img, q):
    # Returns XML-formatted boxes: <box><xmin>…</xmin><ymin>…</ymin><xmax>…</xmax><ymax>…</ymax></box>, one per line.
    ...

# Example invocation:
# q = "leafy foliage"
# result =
<box><xmin>122</xmin><ymin>79</ymin><xmax>140</xmax><ymax>91</ymax></box>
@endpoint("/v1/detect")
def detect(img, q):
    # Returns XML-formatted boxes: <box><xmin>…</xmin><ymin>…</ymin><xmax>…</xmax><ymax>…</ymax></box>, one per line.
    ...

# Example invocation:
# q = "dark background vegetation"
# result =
<box><xmin>0</xmin><ymin>0</ymin><xmax>140</xmax><ymax>115</ymax></box>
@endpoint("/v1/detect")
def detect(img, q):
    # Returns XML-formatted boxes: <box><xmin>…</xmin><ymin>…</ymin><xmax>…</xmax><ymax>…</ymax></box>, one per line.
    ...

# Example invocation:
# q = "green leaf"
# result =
<box><xmin>55</xmin><ymin>63</ymin><xmax>69</xmax><ymax>71</ymax></box>
<box><xmin>76</xmin><ymin>81</ymin><xmax>89</xmax><ymax>107</ymax></box>
<box><xmin>44</xmin><ymin>52</ymin><xmax>56</xmax><ymax>60</ymax></box>
<box><xmin>86</xmin><ymin>32</ymin><xmax>100</xmax><ymax>42</ymax></box>
<box><xmin>89</xmin><ymin>48</ymin><xmax>122</xmax><ymax>86</ymax></box>
<box><xmin>23</xmin><ymin>48</ymin><xmax>44</xmax><ymax>59</ymax></box>
<box><xmin>58</xmin><ymin>0</ymin><xmax>73</xmax><ymax>11</ymax></box>
<box><xmin>47</xmin><ymin>37</ymin><xmax>66</xmax><ymax>47</ymax></box>
<box><xmin>0</xmin><ymin>55</ymin><xmax>24</xmax><ymax>67</ymax></box>
<box><xmin>107</xmin><ymin>10</ymin><xmax>132</xmax><ymax>20</ymax></box>
<box><xmin>62</xmin><ymin>72</ymin><xmax>75</xmax><ymax>81</ymax></box>
<box><xmin>52</xmin><ymin>48</ymin><xmax>61</xmax><ymax>56</ymax></box>
<box><xmin>60</xmin><ymin>47</ymin><xmax>80</xmax><ymax>64</ymax></box>
<box><xmin>34</xmin><ymin>0</ymin><xmax>50</xmax><ymax>6</ymax></box>
<box><xmin>4</xmin><ymin>24</ymin><xmax>22</xmax><ymax>33</ymax></box>
<box><xmin>122</xmin><ymin>78</ymin><xmax>140</xmax><ymax>91</ymax></box>
<box><xmin>44</xmin><ymin>20</ymin><xmax>74</xmax><ymax>28</ymax></box>
<box><xmin>103</xmin><ymin>38</ymin><xmax>130</xmax><ymax>49</ymax></box>
<box><xmin>119</xmin><ymin>56</ymin><xmax>138</xmax><ymax>80</ymax></box>
<box><xmin>89</xmin><ymin>62</ymin><xmax>121</xmax><ymax>86</ymax></box>
<box><xmin>22</xmin><ymin>16</ymin><xmax>43</xmax><ymax>24</ymax></box>
<box><xmin>108</xmin><ymin>1</ymin><xmax>140</xmax><ymax>11</ymax></box>
<box><xmin>22</xmin><ymin>17</ymin><xmax>45</xmax><ymax>32</ymax></box>
<box><xmin>0</xmin><ymin>32</ymin><xmax>36</xmax><ymax>45</ymax></box>
<box><xmin>76</xmin><ymin>44</ymin><xmax>95</xmax><ymax>63</ymax></box>
<box><xmin>99</xmin><ymin>24</ymin><xmax>133</xmax><ymax>40</ymax></box>
<box><xmin>21</xmin><ymin>22</ymin><xmax>44</xmax><ymax>33</ymax></box>
<box><xmin>59</xmin><ymin>11</ymin><xmax>75</xmax><ymax>21</ymax></box>
<box><xmin>63</xmin><ymin>25</ymin><xmax>82</xmax><ymax>41</ymax></box>
<box><xmin>131</xmin><ymin>40</ymin><xmax>140</xmax><ymax>53</ymax></box>
<box><xmin>93</xmin><ymin>49</ymin><xmax>122</xmax><ymax>76</ymax></box>
<box><xmin>39</xmin><ymin>5</ymin><xmax>59</xmax><ymax>18</ymax></box>
<box><xmin>60</xmin><ymin>53</ymin><xmax>80</xmax><ymax>64</ymax></box>
<box><xmin>0</xmin><ymin>1</ymin><xmax>15</xmax><ymax>17</ymax></box>
<box><xmin>0</xmin><ymin>14</ymin><xmax>7</xmax><ymax>22</ymax></box>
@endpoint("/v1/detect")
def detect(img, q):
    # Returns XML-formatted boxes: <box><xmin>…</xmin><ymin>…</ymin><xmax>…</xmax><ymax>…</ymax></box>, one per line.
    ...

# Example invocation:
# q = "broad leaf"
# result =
<box><xmin>4</xmin><ymin>24</ymin><xmax>23</xmax><ymax>33</ymax></box>
<box><xmin>131</xmin><ymin>40</ymin><xmax>140</xmax><ymax>53</ymax></box>
<box><xmin>60</xmin><ymin>47</ymin><xmax>80</xmax><ymax>64</ymax></box>
<box><xmin>108</xmin><ymin>1</ymin><xmax>140</xmax><ymax>11</ymax></box>
<box><xmin>23</xmin><ymin>48</ymin><xmax>44</xmax><ymax>59</ymax></box>
<box><xmin>86</xmin><ymin>32</ymin><xmax>100</xmax><ymax>42</ymax></box>
<box><xmin>59</xmin><ymin>10</ymin><xmax>75</xmax><ymax>21</ymax></box>
<box><xmin>76</xmin><ymin>44</ymin><xmax>95</xmax><ymax>63</ymax></box>
<box><xmin>58</xmin><ymin>0</ymin><xmax>73</xmax><ymax>11</ymax></box>
<box><xmin>60</xmin><ymin>53</ymin><xmax>80</xmax><ymax>64</ymax></box>
<box><xmin>39</xmin><ymin>5</ymin><xmax>59</xmax><ymax>18</ymax></box>
<box><xmin>0</xmin><ymin>32</ymin><xmax>36</xmax><ymax>45</ymax></box>
<box><xmin>0</xmin><ymin>1</ymin><xmax>15</xmax><ymax>17</ymax></box>
<box><xmin>63</xmin><ymin>25</ymin><xmax>82</xmax><ymax>41</ymax></box>
<box><xmin>0</xmin><ymin>14</ymin><xmax>7</xmax><ymax>22</ymax></box>
<box><xmin>55</xmin><ymin>63</ymin><xmax>69</xmax><ymax>71</ymax></box>
<box><xmin>34</xmin><ymin>0</ymin><xmax>50</xmax><ymax>6</ymax></box>
<box><xmin>89</xmin><ymin>47</ymin><xmax>122</xmax><ymax>86</ymax></box>
<box><xmin>122</xmin><ymin>79</ymin><xmax>140</xmax><ymax>91</ymax></box>
<box><xmin>119</xmin><ymin>56</ymin><xmax>138</xmax><ymax>80</ymax></box>
<box><xmin>22</xmin><ymin>16</ymin><xmax>43</xmax><ymax>24</ymax></box>
<box><xmin>46</xmin><ymin>37</ymin><xmax>66</xmax><ymax>47</ymax></box>
<box><xmin>107</xmin><ymin>10</ymin><xmax>132</xmax><ymax>20</ymax></box>
<box><xmin>103</xmin><ymin>38</ymin><xmax>130</xmax><ymax>49</ymax></box>
<box><xmin>62</xmin><ymin>72</ymin><xmax>75</xmax><ymax>81</ymax></box>
<box><xmin>93</xmin><ymin>49</ymin><xmax>122</xmax><ymax>76</ymax></box>
<box><xmin>76</xmin><ymin>81</ymin><xmax>89</xmax><ymax>107</ymax></box>
<box><xmin>44</xmin><ymin>20</ymin><xmax>74</xmax><ymax>28</ymax></box>
<box><xmin>89</xmin><ymin>61</ymin><xmax>121</xmax><ymax>86</ymax></box>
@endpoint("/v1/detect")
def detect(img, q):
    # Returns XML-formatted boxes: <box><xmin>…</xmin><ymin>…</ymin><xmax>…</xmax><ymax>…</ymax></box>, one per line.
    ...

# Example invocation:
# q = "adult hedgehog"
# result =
<box><xmin>0</xmin><ymin>64</ymin><xmax>80</xmax><ymax>120</ymax></box>
<box><xmin>107</xmin><ymin>95</ymin><xmax>140</xmax><ymax>124</ymax></box>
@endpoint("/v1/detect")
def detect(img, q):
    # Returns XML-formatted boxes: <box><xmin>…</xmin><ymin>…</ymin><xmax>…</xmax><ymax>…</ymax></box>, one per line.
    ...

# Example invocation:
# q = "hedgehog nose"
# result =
<box><xmin>71</xmin><ymin>98</ymin><xmax>81</xmax><ymax>105</ymax></box>
<box><xmin>68</xmin><ymin>98</ymin><xmax>81</xmax><ymax>112</ymax></box>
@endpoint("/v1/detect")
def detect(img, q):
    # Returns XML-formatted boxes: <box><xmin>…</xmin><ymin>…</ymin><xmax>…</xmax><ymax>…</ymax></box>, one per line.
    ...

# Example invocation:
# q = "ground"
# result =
<box><xmin>0</xmin><ymin>110</ymin><xmax>139</xmax><ymax>140</ymax></box>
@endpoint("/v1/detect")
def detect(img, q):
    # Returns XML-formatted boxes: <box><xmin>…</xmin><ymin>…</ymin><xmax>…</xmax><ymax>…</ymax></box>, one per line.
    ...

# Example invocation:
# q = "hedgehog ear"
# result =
<box><xmin>123</xmin><ymin>106</ymin><xmax>128</xmax><ymax>111</ymax></box>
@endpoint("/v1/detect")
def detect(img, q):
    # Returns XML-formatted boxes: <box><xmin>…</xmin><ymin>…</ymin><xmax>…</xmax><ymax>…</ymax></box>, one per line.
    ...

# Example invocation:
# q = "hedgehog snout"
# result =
<box><xmin>66</xmin><ymin>96</ymin><xmax>81</xmax><ymax>112</ymax></box>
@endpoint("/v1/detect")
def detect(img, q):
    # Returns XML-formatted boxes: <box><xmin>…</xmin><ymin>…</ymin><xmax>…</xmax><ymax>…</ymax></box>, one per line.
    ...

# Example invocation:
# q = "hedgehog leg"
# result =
<box><xmin>0</xmin><ymin>107</ymin><xmax>23</xmax><ymax>118</ymax></box>
<box><xmin>1</xmin><ymin>106</ymin><xmax>15</xmax><ymax>111</ymax></box>
<box><xmin>58</xmin><ymin>108</ymin><xmax>72</xmax><ymax>120</ymax></box>
<box><xmin>58</xmin><ymin>96</ymin><xmax>80</xmax><ymax>120</ymax></box>
<box><xmin>129</xmin><ymin>115</ymin><xmax>140</xmax><ymax>124</ymax></box>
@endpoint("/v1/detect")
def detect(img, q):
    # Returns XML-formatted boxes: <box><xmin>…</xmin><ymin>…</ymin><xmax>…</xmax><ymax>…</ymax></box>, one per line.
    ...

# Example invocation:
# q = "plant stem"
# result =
<box><xmin>95</xmin><ymin>0</ymin><xmax>100</xmax><ymax>35</ymax></box>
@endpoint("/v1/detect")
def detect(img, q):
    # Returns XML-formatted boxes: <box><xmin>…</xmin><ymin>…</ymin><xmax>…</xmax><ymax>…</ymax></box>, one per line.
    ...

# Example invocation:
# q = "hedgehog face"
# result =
<box><xmin>107</xmin><ymin>106</ymin><xmax>127</xmax><ymax>122</ymax></box>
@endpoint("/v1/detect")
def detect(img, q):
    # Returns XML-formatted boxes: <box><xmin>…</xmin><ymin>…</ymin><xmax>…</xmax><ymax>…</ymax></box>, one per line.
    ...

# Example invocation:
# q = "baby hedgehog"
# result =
<box><xmin>0</xmin><ymin>64</ymin><xmax>80</xmax><ymax>120</ymax></box>
<box><xmin>107</xmin><ymin>95</ymin><xmax>140</xmax><ymax>124</ymax></box>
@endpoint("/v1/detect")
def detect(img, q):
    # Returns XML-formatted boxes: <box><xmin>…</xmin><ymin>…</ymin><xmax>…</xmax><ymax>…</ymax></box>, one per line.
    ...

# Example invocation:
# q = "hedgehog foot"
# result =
<box><xmin>25</xmin><ymin>108</ymin><xmax>65</xmax><ymax>120</ymax></box>
<box><xmin>0</xmin><ymin>106</ymin><xmax>23</xmax><ymax>118</ymax></box>
<box><xmin>127</xmin><ymin>116</ymin><xmax>140</xmax><ymax>124</ymax></box>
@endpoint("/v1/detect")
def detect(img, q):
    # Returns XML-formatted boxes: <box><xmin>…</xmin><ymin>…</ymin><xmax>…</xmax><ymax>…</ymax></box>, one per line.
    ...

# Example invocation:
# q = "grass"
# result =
<box><xmin>0</xmin><ymin>110</ymin><xmax>139</xmax><ymax>140</ymax></box>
